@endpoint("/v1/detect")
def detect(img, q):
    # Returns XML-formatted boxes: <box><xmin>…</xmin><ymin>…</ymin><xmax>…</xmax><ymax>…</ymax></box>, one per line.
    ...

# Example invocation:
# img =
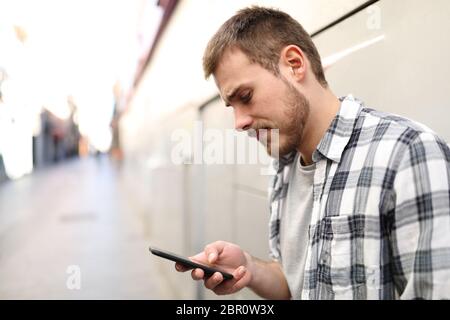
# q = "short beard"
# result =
<box><xmin>267</xmin><ymin>77</ymin><xmax>310</xmax><ymax>157</ymax></box>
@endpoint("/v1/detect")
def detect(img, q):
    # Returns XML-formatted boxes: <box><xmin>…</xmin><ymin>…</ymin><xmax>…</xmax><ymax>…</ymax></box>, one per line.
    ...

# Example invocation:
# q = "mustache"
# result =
<box><xmin>250</xmin><ymin>122</ymin><xmax>276</xmax><ymax>131</ymax></box>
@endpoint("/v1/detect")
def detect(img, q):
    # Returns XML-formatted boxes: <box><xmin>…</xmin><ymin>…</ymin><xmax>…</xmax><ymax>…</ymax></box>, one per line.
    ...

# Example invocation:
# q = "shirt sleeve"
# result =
<box><xmin>390</xmin><ymin>131</ymin><xmax>450</xmax><ymax>299</ymax></box>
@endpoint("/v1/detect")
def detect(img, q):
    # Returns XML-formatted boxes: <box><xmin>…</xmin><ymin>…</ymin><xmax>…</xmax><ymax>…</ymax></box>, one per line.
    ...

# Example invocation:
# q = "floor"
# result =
<box><xmin>0</xmin><ymin>155</ymin><xmax>172</xmax><ymax>299</ymax></box>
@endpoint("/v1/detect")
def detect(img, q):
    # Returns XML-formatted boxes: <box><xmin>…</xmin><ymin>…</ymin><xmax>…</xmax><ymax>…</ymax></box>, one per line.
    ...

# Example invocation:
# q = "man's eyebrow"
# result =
<box><xmin>223</xmin><ymin>85</ymin><xmax>245</xmax><ymax>107</ymax></box>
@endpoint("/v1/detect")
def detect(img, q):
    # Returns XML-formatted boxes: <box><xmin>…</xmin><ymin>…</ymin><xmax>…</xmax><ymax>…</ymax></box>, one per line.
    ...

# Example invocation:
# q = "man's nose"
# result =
<box><xmin>234</xmin><ymin>108</ymin><xmax>253</xmax><ymax>131</ymax></box>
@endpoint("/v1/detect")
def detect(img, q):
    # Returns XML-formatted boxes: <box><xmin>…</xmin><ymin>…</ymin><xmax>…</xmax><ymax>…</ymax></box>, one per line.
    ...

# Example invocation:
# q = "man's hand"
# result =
<box><xmin>175</xmin><ymin>241</ymin><xmax>252</xmax><ymax>295</ymax></box>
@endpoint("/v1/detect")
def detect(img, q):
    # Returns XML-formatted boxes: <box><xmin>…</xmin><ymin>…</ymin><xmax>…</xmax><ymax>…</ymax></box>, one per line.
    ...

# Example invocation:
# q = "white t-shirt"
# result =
<box><xmin>280</xmin><ymin>152</ymin><xmax>315</xmax><ymax>300</ymax></box>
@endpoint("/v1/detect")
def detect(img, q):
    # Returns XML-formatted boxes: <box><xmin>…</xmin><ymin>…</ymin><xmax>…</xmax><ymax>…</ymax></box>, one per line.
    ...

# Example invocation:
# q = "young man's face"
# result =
<box><xmin>214</xmin><ymin>48</ymin><xmax>310</xmax><ymax>157</ymax></box>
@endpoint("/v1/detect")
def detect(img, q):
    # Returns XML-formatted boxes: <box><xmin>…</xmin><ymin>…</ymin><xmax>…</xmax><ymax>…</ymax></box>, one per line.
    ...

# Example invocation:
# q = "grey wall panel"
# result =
<box><xmin>130</xmin><ymin>106</ymin><xmax>200</xmax><ymax>299</ymax></box>
<box><xmin>200</xmin><ymin>98</ymin><xmax>236</xmax><ymax>245</ymax></box>
<box><xmin>314</xmin><ymin>0</ymin><xmax>450</xmax><ymax>142</ymax></box>
<box><xmin>233</xmin><ymin>189</ymin><xmax>270</xmax><ymax>299</ymax></box>
<box><xmin>234</xmin><ymin>162</ymin><xmax>271</xmax><ymax>194</ymax></box>
<box><xmin>234</xmin><ymin>190</ymin><xmax>270</xmax><ymax>262</ymax></box>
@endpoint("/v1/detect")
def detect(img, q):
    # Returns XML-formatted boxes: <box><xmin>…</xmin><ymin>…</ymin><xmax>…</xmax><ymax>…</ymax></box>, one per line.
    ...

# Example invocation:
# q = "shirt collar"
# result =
<box><xmin>313</xmin><ymin>95</ymin><xmax>363</xmax><ymax>163</ymax></box>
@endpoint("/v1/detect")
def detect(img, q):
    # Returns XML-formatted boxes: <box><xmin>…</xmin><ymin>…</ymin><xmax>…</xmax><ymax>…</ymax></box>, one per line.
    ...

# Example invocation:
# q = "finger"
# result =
<box><xmin>175</xmin><ymin>263</ymin><xmax>191</xmax><ymax>273</ymax></box>
<box><xmin>232</xmin><ymin>266</ymin><xmax>247</xmax><ymax>282</ymax></box>
<box><xmin>214</xmin><ymin>266</ymin><xmax>250</xmax><ymax>295</ymax></box>
<box><xmin>189</xmin><ymin>251</ymin><xmax>208</xmax><ymax>264</ymax></box>
<box><xmin>191</xmin><ymin>268</ymin><xmax>204</xmax><ymax>281</ymax></box>
<box><xmin>204</xmin><ymin>272</ymin><xmax>224</xmax><ymax>290</ymax></box>
<box><xmin>204</xmin><ymin>241</ymin><xmax>227</xmax><ymax>264</ymax></box>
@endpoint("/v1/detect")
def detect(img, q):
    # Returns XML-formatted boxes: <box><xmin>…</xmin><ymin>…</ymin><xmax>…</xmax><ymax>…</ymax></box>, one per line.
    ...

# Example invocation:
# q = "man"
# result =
<box><xmin>176</xmin><ymin>6</ymin><xmax>450</xmax><ymax>299</ymax></box>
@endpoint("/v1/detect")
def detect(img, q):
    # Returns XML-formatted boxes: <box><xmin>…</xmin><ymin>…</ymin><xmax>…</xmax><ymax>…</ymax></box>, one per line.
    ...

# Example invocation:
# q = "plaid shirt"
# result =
<box><xmin>268</xmin><ymin>95</ymin><xmax>450</xmax><ymax>299</ymax></box>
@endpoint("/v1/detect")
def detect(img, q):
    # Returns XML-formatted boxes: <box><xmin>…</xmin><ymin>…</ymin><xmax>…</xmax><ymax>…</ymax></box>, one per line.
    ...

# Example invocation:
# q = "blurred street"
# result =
<box><xmin>0</xmin><ymin>155</ymin><xmax>167</xmax><ymax>299</ymax></box>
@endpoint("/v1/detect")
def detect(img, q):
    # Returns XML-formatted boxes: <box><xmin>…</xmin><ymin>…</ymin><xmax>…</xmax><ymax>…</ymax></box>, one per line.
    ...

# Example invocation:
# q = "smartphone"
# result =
<box><xmin>149</xmin><ymin>246</ymin><xmax>234</xmax><ymax>280</ymax></box>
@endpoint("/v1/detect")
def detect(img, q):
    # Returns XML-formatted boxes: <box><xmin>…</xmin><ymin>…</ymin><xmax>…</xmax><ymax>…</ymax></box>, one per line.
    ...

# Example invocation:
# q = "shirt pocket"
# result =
<box><xmin>309</xmin><ymin>215</ymin><xmax>381</xmax><ymax>299</ymax></box>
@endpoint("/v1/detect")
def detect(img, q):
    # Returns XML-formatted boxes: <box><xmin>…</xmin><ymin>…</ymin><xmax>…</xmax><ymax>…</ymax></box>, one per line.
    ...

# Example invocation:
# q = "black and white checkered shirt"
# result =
<box><xmin>268</xmin><ymin>95</ymin><xmax>450</xmax><ymax>299</ymax></box>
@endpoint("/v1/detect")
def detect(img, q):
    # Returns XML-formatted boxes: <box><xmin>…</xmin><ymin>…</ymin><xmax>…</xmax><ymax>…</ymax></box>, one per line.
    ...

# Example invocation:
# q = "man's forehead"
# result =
<box><xmin>213</xmin><ymin>49</ymin><xmax>255</xmax><ymax>94</ymax></box>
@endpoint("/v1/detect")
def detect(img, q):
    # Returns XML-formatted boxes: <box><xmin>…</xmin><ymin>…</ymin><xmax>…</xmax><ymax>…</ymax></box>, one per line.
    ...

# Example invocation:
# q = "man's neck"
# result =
<box><xmin>298</xmin><ymin>87</ymin><xmax>341</xmax><ymax>165</ymax></box>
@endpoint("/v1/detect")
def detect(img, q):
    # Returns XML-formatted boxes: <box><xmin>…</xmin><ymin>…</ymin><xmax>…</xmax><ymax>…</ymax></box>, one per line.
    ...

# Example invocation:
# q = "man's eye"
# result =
<box><xmin>241</xmin><ymin>92</ymin><xmax>252</xmax><ymax>103</ymax></box>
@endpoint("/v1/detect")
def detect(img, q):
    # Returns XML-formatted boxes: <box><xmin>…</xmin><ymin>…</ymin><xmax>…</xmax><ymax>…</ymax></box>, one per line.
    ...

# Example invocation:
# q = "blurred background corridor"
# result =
<box><xmin>0</xmin><ymin>155</ymin><xmax>168</xmax><ymax>299</ymax></box>
<box><xmin>0</xmin><ymin>0</ymin><xmax>179</xmax><ymax>299</ymax></box>
<box><xmin>1</xmin><ymin>0</ymin><xmax>450</xmax><ymax>299</ymax></box>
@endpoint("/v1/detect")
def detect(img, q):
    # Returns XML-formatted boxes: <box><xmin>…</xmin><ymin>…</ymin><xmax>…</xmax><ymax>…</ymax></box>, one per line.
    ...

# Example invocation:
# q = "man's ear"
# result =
<box><xmin>280</xmin><ymin>45</ymin><xmax>306</xmax><ymax>81</ymax></box>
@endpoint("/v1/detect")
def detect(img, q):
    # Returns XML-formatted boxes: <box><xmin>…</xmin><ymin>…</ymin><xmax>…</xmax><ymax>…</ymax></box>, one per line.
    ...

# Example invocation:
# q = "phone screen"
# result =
<box><xmin>149</xmin><ymin>246</ymin><xmax>233</xmax><ymax>280</ymax></box>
